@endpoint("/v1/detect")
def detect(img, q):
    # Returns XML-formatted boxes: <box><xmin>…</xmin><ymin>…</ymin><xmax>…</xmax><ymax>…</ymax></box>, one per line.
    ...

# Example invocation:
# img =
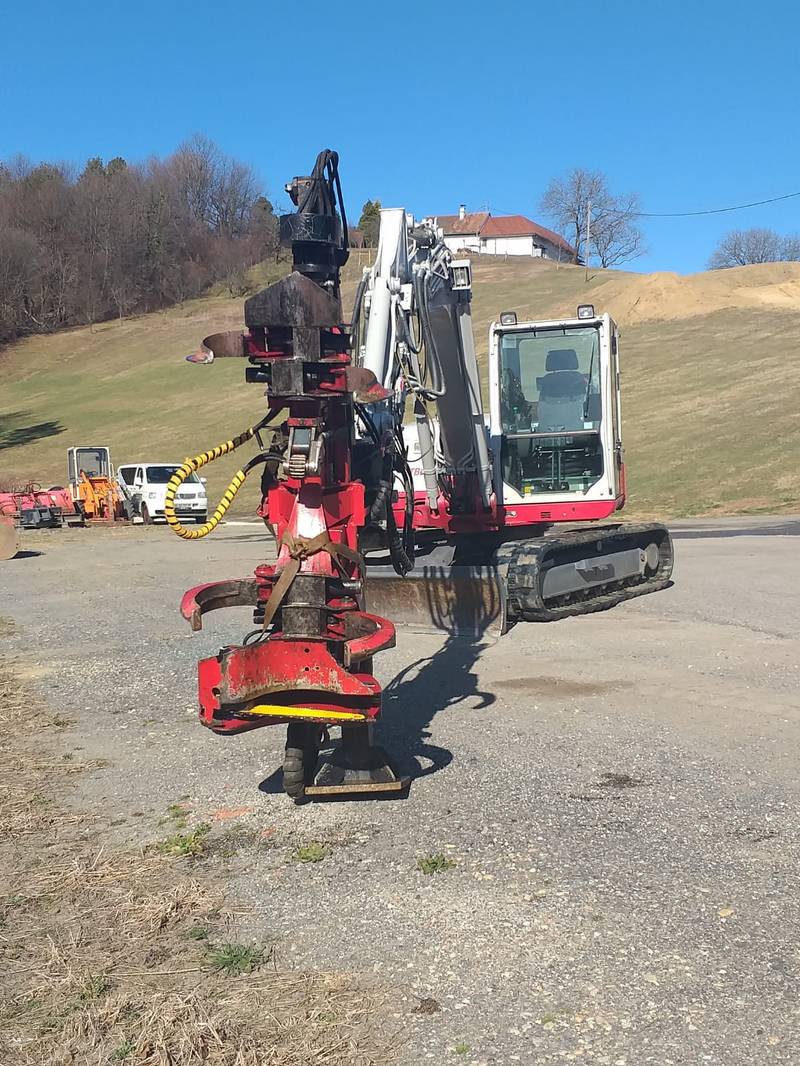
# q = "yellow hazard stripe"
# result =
<box><xmin>245</xmin><ymin>704</ymin><xmax>367</xmax><ymax>722</ymax></box>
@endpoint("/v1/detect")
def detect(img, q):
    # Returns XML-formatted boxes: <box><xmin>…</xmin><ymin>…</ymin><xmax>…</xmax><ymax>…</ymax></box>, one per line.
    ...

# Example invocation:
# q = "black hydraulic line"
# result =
<box><xmin>390</xmin><ymin>425</ymin><xmax>415</xmax><ymax>575</ymax></box>
<box><xmin>351</xmin><ymin>273</ymin><xmax>367</xmax><ymax>338</ymax></box>
<box><xmin>296</xmin><ymin>149</ymin><xmax>349</xmax><ymax>253</ymax></box>
<box><xmin>355</xmin><ymin>402</ymin><xmax>415</xmax><ymax>575</ymax></box>
<box><xmin>354</xmin><ymin>402</ymin><xmax>382</xmax><ymax>446</ymax></box>
<box><xmin>396</xmin><ymin>299</ymin><xmax>423</xmax><ymax>355</ymax></box>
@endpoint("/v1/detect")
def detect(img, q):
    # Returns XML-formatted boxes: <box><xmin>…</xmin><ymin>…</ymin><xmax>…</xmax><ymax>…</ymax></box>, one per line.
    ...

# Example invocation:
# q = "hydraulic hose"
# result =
<box><xmin>164</xmin><ymin>426</ymin><xmax>258</xmax><ymax>540</ymax></box>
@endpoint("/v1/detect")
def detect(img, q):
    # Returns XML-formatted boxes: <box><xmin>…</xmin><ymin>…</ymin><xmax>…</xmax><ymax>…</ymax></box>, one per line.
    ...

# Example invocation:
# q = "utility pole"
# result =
<box><xmin>584</xmin><ymin>198</ymin><xmax>591</xmax><ymax>283</ymax></box>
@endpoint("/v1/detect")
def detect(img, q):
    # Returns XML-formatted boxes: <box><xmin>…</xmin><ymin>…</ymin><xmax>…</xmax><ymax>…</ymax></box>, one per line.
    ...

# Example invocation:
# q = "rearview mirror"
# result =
<box><xmin>201</xmin><ymin>477</ymin><xmax>207</xmax><ymax>484</ymax></box>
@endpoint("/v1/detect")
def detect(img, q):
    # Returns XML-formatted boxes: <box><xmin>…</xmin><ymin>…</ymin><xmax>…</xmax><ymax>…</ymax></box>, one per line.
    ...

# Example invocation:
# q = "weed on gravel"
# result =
<box><xmin>416</xmin><ymin>853</ymin><xmax>457</xmax><ymax>875</ymax></box>
<box><xmin>163</xmin><ymin>801</ymin><xmax>191</xmax><ymax>827</ymax></box>
<box><xmin>0</xmin><ymin>651</ymin><xmax>396</xmax><ymax>1065</ymax></box>
<box><xmin>155</xmin><ymin>824</ymin><xmax>211</xmax><ymax>857</ymax></box>
<box><xmin>292</xmin><ymin>842</ymin><xmax>331</xmax><ymax>863</ymax></box>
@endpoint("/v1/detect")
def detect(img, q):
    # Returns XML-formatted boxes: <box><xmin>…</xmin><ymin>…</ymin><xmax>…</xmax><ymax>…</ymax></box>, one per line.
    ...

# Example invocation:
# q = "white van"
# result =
<box><xmin>116</xmin><ymin>463</ymin><xmax>208</xmax><ymax>524</ymax></box>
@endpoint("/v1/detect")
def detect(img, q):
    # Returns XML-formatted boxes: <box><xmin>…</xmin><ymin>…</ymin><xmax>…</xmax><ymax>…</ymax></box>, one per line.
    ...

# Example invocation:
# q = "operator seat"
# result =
<box><xmin>536</xmin><ymin>349</ymin><xmax>586</xmax><ymax>432</ymax></box>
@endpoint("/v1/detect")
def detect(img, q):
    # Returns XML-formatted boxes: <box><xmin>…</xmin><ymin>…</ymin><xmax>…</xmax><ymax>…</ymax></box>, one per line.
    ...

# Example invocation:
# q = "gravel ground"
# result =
<box><xmin>2</xmin><ymin>516</ymin><xmax>799</xmax><ymax>1064</ymax></box>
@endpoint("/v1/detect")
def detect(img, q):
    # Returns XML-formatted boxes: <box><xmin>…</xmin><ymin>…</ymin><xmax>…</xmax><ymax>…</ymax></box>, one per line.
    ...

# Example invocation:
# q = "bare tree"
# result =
<box><xmin>709</xmin><ymin>228</ymin><xmax>782</xmax><ymax>268</ymax></box>
<box><xmin>0</xmin><ymin>137</ymin><xmax>269</xmax><ymax>346</ymax></box>
<box><xmin>0</xmin><ymin>228</ymin><xmax>40</xmax><ymax>340</ymax></box>
<box><xmin>780</xmin><ymin>234</ymin><xmax>800</xmax><ymax>261</ymax></box>
<box><xmin>709</xmin><ymin>227</ymin><xmax>800</xmax><ymax>268</ymax></box>
<box><xmin>540</xmin><ymin>168</ymin><xmax>645</xmax><ymax>267</ymax></box>
<box><xmin>591</xmin><ymin>192</ymin><xmax>646</xmax><ymax>267</ymax></box>
<box><xmin>540</xmin><ymin>169</ymin><xmax>603</xmax><ymax>263</ymax></box>
<box><xmin>170</xmin><ymin>134</ymin><xmax>220</xmax><ymax>226</ymax></box>
<box><xmin>211</xmin><ymin>159</ymin><xmax>259</xmax><ymax>237</ymax></box>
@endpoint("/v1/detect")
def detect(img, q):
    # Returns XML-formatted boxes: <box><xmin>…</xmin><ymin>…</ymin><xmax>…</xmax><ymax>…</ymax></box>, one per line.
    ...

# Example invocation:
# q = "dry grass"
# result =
<box><xmin>3</xmin><ymin>254</ymin><xmax>798</xmax><ymax>518</ymax></box>
<box><xmin>0</xmin><ymin>655</ymin><xmax>395</xmax><ymax>1066</ymax></box>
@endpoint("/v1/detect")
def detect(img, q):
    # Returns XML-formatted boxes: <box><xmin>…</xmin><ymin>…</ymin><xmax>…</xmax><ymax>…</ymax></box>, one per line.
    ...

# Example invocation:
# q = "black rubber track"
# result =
<box><xmin>498</xmin><ymin>522</ymin><xmax>675</xmax><ymax>624</ymax></box>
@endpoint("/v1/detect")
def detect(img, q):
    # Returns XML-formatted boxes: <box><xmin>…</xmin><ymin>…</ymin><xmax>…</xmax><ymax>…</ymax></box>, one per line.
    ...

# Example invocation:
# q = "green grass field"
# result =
<box><xmin>2</xmin><ymin>255</ymin><xmax>799</xmax><ymax>519</ymax></box>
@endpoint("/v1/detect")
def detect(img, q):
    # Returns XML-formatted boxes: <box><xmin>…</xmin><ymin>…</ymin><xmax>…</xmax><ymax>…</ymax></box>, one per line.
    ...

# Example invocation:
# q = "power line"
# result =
<box><xmin>626</xmin><ymin>190</ymin><xmax>800</xmax><ymax>218</ymax></box>
<box><xmin>494</xmin><ymin>190</ymin><xmax>800</xmax><ymax>221</ymax></box>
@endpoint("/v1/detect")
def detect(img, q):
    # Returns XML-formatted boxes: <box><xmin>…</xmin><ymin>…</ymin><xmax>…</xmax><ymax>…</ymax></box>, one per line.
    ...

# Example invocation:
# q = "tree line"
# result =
<box><xmin>707</xmin><ymin>227</ymin><xmax>800</xmax><ymax>268</ymax></box>
<box><xmin>0</xmin><ymin>135</ymin><xmax>278</xmax><ymax>345</ymax></box>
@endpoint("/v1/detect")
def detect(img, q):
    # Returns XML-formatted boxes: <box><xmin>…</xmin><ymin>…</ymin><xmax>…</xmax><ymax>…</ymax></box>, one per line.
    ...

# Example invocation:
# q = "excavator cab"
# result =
<box><xmin>488</xmin><ymin>309</ymin><xmax>624</xmax><ymax>522</ymax></box>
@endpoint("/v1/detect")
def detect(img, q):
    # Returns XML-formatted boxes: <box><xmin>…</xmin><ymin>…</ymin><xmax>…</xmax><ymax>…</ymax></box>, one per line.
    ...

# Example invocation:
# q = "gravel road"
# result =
<box><xmin>2</xmin><ymin>516</ymin><xmax>799</xmax><ymax>1064</ymax></box>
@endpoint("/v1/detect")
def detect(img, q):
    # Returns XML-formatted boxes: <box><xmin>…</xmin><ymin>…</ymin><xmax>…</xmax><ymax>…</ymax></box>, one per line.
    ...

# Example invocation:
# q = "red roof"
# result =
<box><xmin>482</xmin><ymin>214</ymin><xmax>574</xmax><ymax>255</ymax></box>
<box><xmin>436</xmin><ymin>211</ymin><xmax>490</xmax><ymax>236</ymax></box>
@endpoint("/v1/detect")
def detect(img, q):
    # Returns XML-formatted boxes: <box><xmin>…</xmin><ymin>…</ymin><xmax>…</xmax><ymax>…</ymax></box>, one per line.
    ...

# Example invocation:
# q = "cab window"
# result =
<box><xmin>498</xmin><ymin>325</ymin><xmax>604</xmax><ymax>495</ymax></box>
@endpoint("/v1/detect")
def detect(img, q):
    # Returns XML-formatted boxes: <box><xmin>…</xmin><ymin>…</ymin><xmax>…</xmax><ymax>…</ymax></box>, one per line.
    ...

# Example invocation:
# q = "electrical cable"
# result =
<box><xmin>624</xmin><ymin>190</ymin><xmax>800</xmax><ymax>219</ymax></box>
<box><xmin>492</xmin><ymin>188</ymin><xmax>800</xmax><ymax>223</ymax></box>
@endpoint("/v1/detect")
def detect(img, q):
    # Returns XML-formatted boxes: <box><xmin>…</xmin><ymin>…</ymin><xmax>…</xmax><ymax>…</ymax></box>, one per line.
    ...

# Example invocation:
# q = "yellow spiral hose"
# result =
<box><xmin>164</xmin><ymin>428</ymin><xmax>256</xmax><ymax>540</ymax></box>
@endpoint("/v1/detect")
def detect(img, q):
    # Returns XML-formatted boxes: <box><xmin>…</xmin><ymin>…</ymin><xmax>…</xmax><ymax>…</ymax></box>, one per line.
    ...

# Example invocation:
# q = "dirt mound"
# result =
<box><xmin>574</xmin><ymin>261</ymin><xmax>800</xmax><ymax>325</ymax></box>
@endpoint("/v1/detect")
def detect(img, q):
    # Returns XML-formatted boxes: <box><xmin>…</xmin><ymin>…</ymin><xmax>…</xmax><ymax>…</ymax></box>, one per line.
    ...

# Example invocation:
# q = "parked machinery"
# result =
<box><xmin>0</xmin><ymin>447</ymin><xmax>134</xmax><ymax>539</ymax></box>
<box><xmin>165</xmin><ymin>149</ymin><xmax>673</xmax><ymax>800</ymax></box>
<box><xmin>0</xmin><ymin>483</ymin><xmax>69</xmax><ymax>530</ymax></box>
<box><xmin>66</xmin><ymin>446</ymin><xmax>132</xmax><ymax>522</ymax></box>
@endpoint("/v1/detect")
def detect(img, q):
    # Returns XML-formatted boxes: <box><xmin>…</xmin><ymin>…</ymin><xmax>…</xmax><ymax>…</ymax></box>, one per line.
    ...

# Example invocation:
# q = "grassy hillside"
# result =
<box><xmin>2</xmin><ymin>256</ymin><xmax>799</xmax><ymax>519</ymax></box>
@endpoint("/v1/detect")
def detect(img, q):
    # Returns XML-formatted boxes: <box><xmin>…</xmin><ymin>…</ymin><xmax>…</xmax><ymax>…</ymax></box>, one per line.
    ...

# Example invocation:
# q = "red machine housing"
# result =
<box><xmin>0</xmin><ymin>483</ymin><xmax>77</xmax><ymax>528</ymax></box>
<box><xmin>180</xmin><ymin>274</ymin><xmax>397</xmax><ymax>746</ymax></box>
<box><xmin>392</xmin><ymin>487</ymin><xmax>624</xmax><ymax>537</ymax></box>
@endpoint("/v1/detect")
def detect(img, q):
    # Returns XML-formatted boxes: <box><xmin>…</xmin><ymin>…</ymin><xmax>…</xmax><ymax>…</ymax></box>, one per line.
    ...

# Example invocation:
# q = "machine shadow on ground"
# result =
<box><xmin>257</xmin><ymin>567</ymin><xmax>503</xmax><ymax>798</ymax></box>
<box><xmin>381</xmin><ymin>633</ymin><xmax>496</xmax><ymax>780</ymax></box>
<box><xmin>257</xmin><ymin>634</ymin><xmax>493</xmax><ymax>799</ymax></box>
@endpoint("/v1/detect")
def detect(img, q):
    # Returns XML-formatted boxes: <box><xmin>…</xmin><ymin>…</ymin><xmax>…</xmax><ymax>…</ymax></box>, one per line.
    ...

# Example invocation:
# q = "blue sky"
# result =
<box><xmin>2</xmin><ymin>0</ymin><xmax>799</xmax><ymax>273</ymax></box>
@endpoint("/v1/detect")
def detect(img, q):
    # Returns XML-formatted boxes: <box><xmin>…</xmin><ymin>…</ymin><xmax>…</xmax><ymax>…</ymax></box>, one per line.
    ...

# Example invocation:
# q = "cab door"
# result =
<box><xmin>132</xmin><ymin>466</ymin><xmax>144</xmax><ymax>497</ymax></box>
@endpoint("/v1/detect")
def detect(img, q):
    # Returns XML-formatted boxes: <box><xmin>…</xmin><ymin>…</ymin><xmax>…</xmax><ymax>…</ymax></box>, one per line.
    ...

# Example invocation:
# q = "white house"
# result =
<box><xmin>480</xmin><ymin>215</ymin><xmax>574</xmax><ymax>260</ymax></box>
<box><xmin>435</xmin><ymin>206</ymin><xmax>575</xmax><ymax>261</ymax></box>
<box><xmin>434</xmin><ymin>206</ymin><xmax>490</xmax><ymax>254</ymax></box>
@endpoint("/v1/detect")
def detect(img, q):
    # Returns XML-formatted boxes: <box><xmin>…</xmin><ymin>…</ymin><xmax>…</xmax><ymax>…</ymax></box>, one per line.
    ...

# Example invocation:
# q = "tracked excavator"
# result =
<box><xmin>167</xmin><ymin>149</ymin><xmax>673</xmax><ymax>799</ymax></box>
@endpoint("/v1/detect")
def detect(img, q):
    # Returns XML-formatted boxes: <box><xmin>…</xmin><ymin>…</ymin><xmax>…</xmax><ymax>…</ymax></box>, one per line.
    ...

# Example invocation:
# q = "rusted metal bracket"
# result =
<box><xmin>180</xmin><ymin>578</ymin><xmax>259</xmax><ymax>632</ymax></box>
